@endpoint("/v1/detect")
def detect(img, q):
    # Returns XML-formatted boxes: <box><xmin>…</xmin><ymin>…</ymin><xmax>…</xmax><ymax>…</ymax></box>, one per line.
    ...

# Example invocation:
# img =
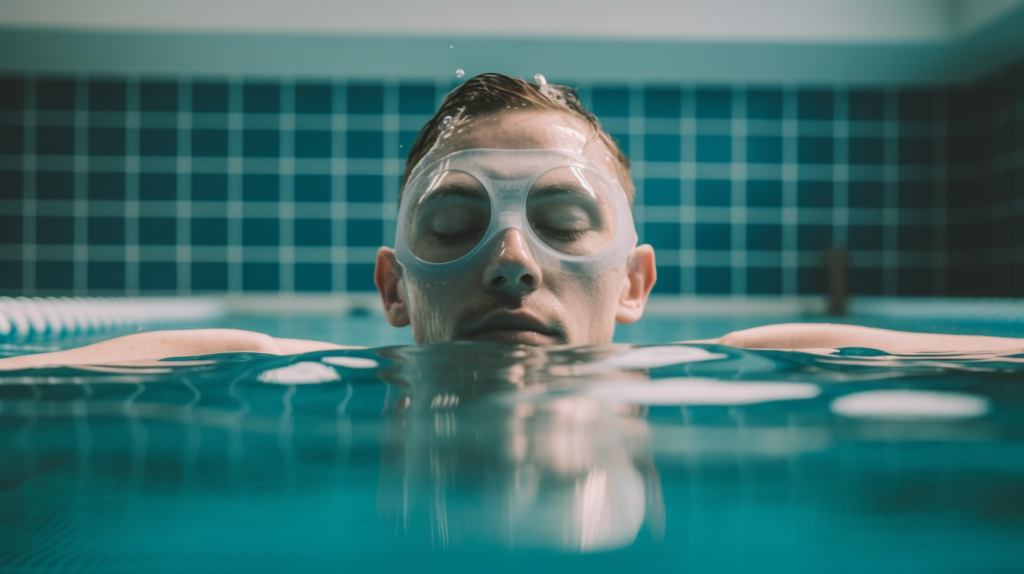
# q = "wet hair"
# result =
<box><xmin>402</xmin><ymin>73</ymin><xmax>634</xmax><ymax>205</ymax></box>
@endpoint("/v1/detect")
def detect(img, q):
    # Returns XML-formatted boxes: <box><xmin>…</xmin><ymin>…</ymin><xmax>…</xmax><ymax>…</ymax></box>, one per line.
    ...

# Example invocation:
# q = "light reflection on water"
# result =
<box><xmin>1</xmin><ymin>342</ymin><xmax>1023</xmax><ymax>572</ymax></box>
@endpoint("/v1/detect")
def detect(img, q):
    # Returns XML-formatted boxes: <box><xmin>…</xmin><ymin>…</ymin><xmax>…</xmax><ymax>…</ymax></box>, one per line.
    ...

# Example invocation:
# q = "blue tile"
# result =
<box><xmin>36</xmin><ymin>126</ymin><xmax>74</xmax><ymax>155</ymax></box>
<box><xmin>0</xmin><ymin>260</ymin><xmax>21</xmax><ymax>289</ymax></box>
<box><xmin>348</xmin><ymin>131</ymin><xmax>384</xmax><ymax>158</ymax></box>
<box><xmin>36</xmin><ymin>78</ymin><xmax>76</xmax><ymax>110</ymax></box>
<box><xmin>695</xmin><ymin>223</ymin><xmax>731</xmax><ymax>250</ymax></box>
<box><xmin>850</xmin><ymin>267</ymin><xmax>883</xmax><ymax>295</ymax></box>
<box><xmin>644</xmin><ymin>134</ymin><xmax>680</xmax><ymax>162</ymax></box>
<box><xmin>295</xmin><ymin>130</ymin><xmax>332</xmax><ymax>158</ymax></box>
<box><xmin>296</xmin><ymin>82</ymin><xmax>333</xmax><ymax>114</ymax></box>
<box><xmin>0</xmin><ymin>126</ymin><xmax>22</xmax><ymax>154</ymax></box>
<box><xmin>898</xmin><ymin>137</ymin><xmax>932</xmax><ymax>165</ymax></box>
<box><xmin>89</xmin><ymin>127</ymin><xmax>126</xmax><ymax>156</ymax></box>
<box><xmin>0</xmin><ymin>216</ymin><xmax>21</xmax><ymax>244</ymax></box>
<box><xmin>36</xmin><ymin>260</ymin><xmax>73</xmax><ymax>289</ymax></box>
<box><xmin>797</xmin><ymin>136</ymin><xmax>832</xmax><ymax>164</ymax></box>
<box><xmin>797</xmin><ymin>89</ymin><xmax>832</xmax><ymax>120</ymax></box>
<box><xmin>644</xmin><ymin>87</ymin><xmax>681</xmax><ymax>118</ymax></box>
<box><xmin>746</xmin><ymin>136</ymin><xmax>782</xmax><ymax>163</ymax></box>
<box><xmin>346</xmin><ymin>262</ymin><xmax>376</xmax><ymax>291</ymax></box>
<box><xmin>243</xmin><ymin>129</ymin><xmax>279</xmax><ymax>157</ymax></box>
<box><xmin>140</xmin><ymin>173</ymin><xmax>176</xmax><ymax>200</ymax></box>
<box><xmin>348</xmin><ymin>174</ymin><xmax>383</xmax><ymax>202</ymax></box>
<box><xmin>651</xmin><ymin>266</ymin><xmax>681</xmax><ymax>294</ymax></box>
<box><xmin>747</xmin><ymin>267</ymin><xmax>782</xmax><ymax>294</ymax></box>
<box><xmin>746</xmin><ymin>180</ymin><xmax>782</xmax><ymax>207</ymax></box>
<box><xmin>398</xmin><ymin>130</ymin><xmax>419</xmax><ymax>160</ymax></box>
<box><xmin>747</xmin><ymin>224</ymin><xmax>782</xmax><ymax>250</ymax></box>
<box><xmin>897</xmin><ymin>181</ymin><xmax>932</xmax><ymax>208</ymax></box>
<box><xmin>849</xmin><ymin>90</ymin><xmax>885</xmax><ymax>121</ymax></box>
<box><xmin>88</xmin><ymin>80</ymin><xmax>126</xmax><ymax>111</ymax></box>
<box><xmin>140</xmin><ymin>81</ymin><xmax>177</xmax><ymax>112</ymax></box>
<box><xmin>848</xmin><ymin>181</ymin><xmax>884</xmax><ymax>208</ymax></box>
<box><xmin>643</xmin><ymin>178</ymin><xmax>681</xmax><ymax>205</ymax></box>
<box><xmin>243</xmin><ymin>218</ymin><xmax>279</xmax><ymax>246</ymax></box>
<box><xmin>295</xmin><ymin>263</ymin><xmax>332</xmax><ymax>291</ymax></box>
<box><xmin>897</xmin><ymin>267</ymin><xmax>930</xmax><ymax>296</ymax></box>
<box><xmin>37</xmin><ymin>171</ymin><xmax>74</xmax><ymax>200</ymax></box>
<box><xmin>797</xmin><ymin>224</ymin><xmax>831</xmax><ymax>250</ymax></box>
<box><xmin>797</xmin><ymin>180</ymin><xmax>832</xmax><ymax>208</ymax></box>
<box><xmin>140</xmin><ymin>128</ymin><xmax>177</xmax><ymax>156</ymax></box>
<box><xmin>87</xmin><ymin>216</ymin><xmax>124</xmax><ymax>244</ymax></box>
<box><xmin>242</xmin><ymin>174</ymin><xmax>279</xmax><ymax>201</ymax></box>
<box><xmin>294</xmin><ymin>218</ymin><xmax>332</xmax><ymax>246</ymax></box>
<box><xmin>746</xmin><ymin>89</ymin><xmax>782</xmax><ymax>119</ymax></box>
<box><xmin>88</xmin><ymin>261</ymin><xmax>125</xmax><ymax>290</ymax></box>
<box><xmin>139</xmin><ymin>217</ymin><xmax>177</xmax><ymax>245</ymax></box>
<box><xmin>295</xmin><ymin>174</ymin><xmax>332</xmax><ymax>202</ymax></box>
<box><xmin>140</xmin><ymin>262</ymin><xmax>177</xmax><ymax>290</ymax></box>
<box><xmin>192</xmin><ymin>217</ymin><xmax>228</xmax><ymax>245</ymax></box>
<box><xmin>898</xmin><ymin>224</ymin><xmax>932</xmax><ymax>250</ymax></box>
<box><xmin>87</xmin><ymin>172</ymin><xmax>125</xmax><ymax>200</ymax></box>
<box><xmin>696</xmin><ymin>135</ymin><xmax>731</xmax><ymax>163</ymax></box>
<box><xmin>797</xmin><ymin>267</ymin><xmax>824</xmax><ymax>294</ymax></box>
<box><xmin>643</xmin><ymin>222</ymin><xmax>680</xmax><ymax>249</ymax></box>
<box><xmin>347</xmin><ymin>218</ymin><xmax>383</xmax><ymax>247</ymax></box>
<box><xmin>695</xmin><ymin>88</ymin><xmax>731</xmax><ymax>118</ymax></box>
<box><xmin>243</xmin><ymin>262</ymin><xmax>279</xmax><ymax>291</ymax></box>
<box><xmin>399</xmin><ymin>84</ymin><xmax>435</xmax><ymax>115</ymax></box>
<box><xmin>347</xmin><ymin>83</ymin><xmax>384</xmax><ymax>114</ymax></box>
<box><xmin>0</xmin><ymin>77</ymin><xmax>24</xmax><ymax>110</ymax></box>
<box><xmin>694</xmin><ymin>179</ymin><xmax>730</xmax><ymax>206</ymax></box>
<box><xmin>192</xmin><ymin>262</ymin><xmax>228</xmax><ymax>290</ymax></box>
<box><xmin>609</xmin><ymin>132</ymin><xmax>630</xmax><ymax>157</ymax></box>
<box><xmin>897</xmin><ymin>89</ymin><xmax>934</xmax><ymax>121</ymax></box>
<box><xmin>696</xmin><ymin>267</ymin><xmax>731</xmax><ymax>294</ymax></box>
<box><xmin>591</xmin><ymin>86</ymin><xmax>630</xmax><ymax>117</ymax></box>
<box><xmin>192</xmin><ymin>82</ymin><xmax>229</xmax><ymax>112</ymax></box>
<box><xmin>0</xmin><ymin>170</ymin><xmax>22</xmax><ymax>200</ymax></box>
<box><xmin>849</xmin><ymin>137</ymin><xmax>883</xmax><ymax>164</ymax></box>
<box><xmin>192</xmin><ymin>173</ymin><xmax>228</xmax><ymax>201</ymax></box>
<box><xmin>243</xmin><ymin>82</ymin><xmax>280</xmax><ymax>113</ymax></box>
<box><xmin>192</xmin><ymin>129</ymin><xmax>228</xmax><ymax>157</ymax></box>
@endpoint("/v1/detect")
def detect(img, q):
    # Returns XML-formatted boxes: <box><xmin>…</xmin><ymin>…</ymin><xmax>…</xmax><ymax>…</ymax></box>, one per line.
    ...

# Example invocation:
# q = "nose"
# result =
<box><xmin>482</xmin><ymin>229</ymin><xmax>543</xmax><ymax>295</ymax></box>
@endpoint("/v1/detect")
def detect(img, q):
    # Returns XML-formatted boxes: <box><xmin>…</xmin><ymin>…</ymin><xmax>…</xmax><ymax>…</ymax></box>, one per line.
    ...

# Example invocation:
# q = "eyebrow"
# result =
<box><xmin>420</xmin><ymin>183</ymin><xmax>488</xmax><ymax>204</ymax></box>
<box><xmin>528</xmin><ymin>183</ymin><xmax>594</xmax><ymax>201</ymax></box>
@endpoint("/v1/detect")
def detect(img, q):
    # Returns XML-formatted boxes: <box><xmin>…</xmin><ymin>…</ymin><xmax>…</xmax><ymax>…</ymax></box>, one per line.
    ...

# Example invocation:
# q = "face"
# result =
<box><xmin>375</xmin><ymin>110</ymin><xmax>656</xmax><ymax>346</ymax></box>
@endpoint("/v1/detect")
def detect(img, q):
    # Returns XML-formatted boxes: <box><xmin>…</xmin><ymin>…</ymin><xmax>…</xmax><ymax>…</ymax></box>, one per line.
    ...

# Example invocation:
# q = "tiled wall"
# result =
<box><xmin>0</xmin><ymin>65</ymin><xmax>1020</xmax><ymax>298</ymax></box>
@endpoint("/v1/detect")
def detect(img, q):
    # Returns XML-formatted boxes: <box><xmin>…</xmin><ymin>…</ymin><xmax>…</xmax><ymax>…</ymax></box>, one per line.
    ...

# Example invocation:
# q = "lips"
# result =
<box><xmin>459</xmin><ymin>311</ymin><xmax>563</xmax><ymax>345</ymax></box>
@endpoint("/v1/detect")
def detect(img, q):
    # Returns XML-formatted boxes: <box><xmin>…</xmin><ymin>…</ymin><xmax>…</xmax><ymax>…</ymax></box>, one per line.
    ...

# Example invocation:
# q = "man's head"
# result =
<box><xmin>375</xmin><ymin>74</ymin><xmax>656</xmax><ymax>346</ymax></box>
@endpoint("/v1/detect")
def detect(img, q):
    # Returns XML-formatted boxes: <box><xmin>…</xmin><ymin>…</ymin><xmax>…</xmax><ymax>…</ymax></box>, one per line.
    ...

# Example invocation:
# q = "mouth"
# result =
<box><xmin>458</xmin><ymin>311</ymin><xmax>563</xmax><ymax>345</ymax></box>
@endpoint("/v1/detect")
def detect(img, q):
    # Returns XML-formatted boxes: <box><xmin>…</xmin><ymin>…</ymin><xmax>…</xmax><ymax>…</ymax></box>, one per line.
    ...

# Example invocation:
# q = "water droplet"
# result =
<box><xmin>442</xmin><ymin>116</ymin><xmax>453</xmax><ymax>125</ymax></box>
<box><xmin>534</xmin><ymin>74</ymin><xmax>547</xmax><ymax>86</ymax></box>
<box><xmin>456</xmin><ymin>69</ymin><xmax>465</xmax><ymax>78</ymax></box>
<box><xmin>450</xmin><ymin>45</ymin><xmax>453</xmax><ymax>49</ymax></box>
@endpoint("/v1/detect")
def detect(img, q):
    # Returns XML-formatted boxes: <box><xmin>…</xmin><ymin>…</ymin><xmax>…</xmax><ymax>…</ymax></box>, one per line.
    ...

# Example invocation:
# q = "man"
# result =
<box><xmin>1</xmin><ymin>74</ymin><xmax>1021</xmax><ymax>369</ymax></box>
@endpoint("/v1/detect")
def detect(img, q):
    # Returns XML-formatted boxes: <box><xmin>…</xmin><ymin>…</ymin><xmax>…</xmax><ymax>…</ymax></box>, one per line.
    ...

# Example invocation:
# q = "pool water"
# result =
<box><xmin>1</xmin><ymin>317</ymin><xmax>1023</xmax><ymax>573</ymax></box>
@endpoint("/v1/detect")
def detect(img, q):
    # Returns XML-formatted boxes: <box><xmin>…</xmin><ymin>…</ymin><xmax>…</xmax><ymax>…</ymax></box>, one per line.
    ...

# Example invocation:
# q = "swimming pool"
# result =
<box><xmin>1</xmin><ymin>308</ymin><xmax>1023</xmax><ymax>573</ymax></box>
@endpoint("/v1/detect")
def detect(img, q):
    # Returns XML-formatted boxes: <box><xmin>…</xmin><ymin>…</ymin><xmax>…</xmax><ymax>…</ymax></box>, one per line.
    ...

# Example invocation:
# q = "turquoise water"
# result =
<box><xmin>1</xmin><ymin>316</ymin><xmax>1024</xmax><ymax>572</ymax></box>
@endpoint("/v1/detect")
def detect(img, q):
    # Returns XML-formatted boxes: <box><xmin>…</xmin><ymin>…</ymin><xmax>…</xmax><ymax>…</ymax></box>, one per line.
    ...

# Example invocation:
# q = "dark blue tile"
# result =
<box><xmin>849</xmin><ymin>137</ymin><xmax>884</xmax><ymax>164</ymax></box>
<box><xmin>746</xmin><ymin>89</ymin><xmax>782</xmax><ymax>119</ymax></box>
<box><xmin>88</xmin><ymin>80</ymin><xmax>126</xmax><ymax>111</ymax></box>
<box><xmin>140</xmin><ymin>128</ymin><xmax>177</xmax><ymax>156</ymax></box>
<box><xmin>295</xmin><ymin>263</ymin><xmax>332</xmax><ymax>291</ymax></box>
<box><xmin>0</xmin><ymin>260</ymin><xmax>22</xmax><ymax>289</ymax></box>
<box><xmin>651</xmin><ymin>266</ymin><xmax>681</xmax><ymax>294</ymax></box>
<box><xmin>243</xmin><ymin>218</ymin><xmax>279</xmax><ymax>246</ymax></box>
<box><xmin>848</xmin><ymin>181</ymin><xmax>884</xmax><ymax>208</ymax></box>
<box><xmin>192</xmin><ymin>217</ymin><xmax>228</xmax><ymax>245</ymax></box>
<box><xmin>88</xmin><ymin>261</ymin><xmax>125</xmax><ymax>290</ymax></box>
<box><xmin>37</xmin><ymin>171</ymin><xmax>74</xmax><ymax>199</ymax></box>
<box><xmin>850</xmin><ymin>267</ymin><xmax>883</xmax><ymax>295</ymax></box>
<box><xmin>0</xmin><ymin>170</ymin><xmax>23</xmax><ymax>200</ymax></box>
<box><xmin>296</xmin><ymin>82</ymin><xmax>333</xmax><ymax>114</ymax></box>
<box><xmin>243</xmin><ymin>129</ymin><xmax>279</xmax><ymax>157</ymax></box>
<box><xmin>36</xmin><ymin>78</ymin><xmax>76</xmax><ymax>110</ymax></box>
<box><xmin>898</xmin><ymin>224</ymin><xmax>932</xmax><ymax>250</ymax></box>
<box><xmin>591</xmin><ymin>86</ymin><xmax>630</xmax><ymax>117</ymax></box>
<box><xmin>643</xmin><ymin>178</ymin><xmax>681</xmax><ymax>205</ymax></box>
<box><xmin>695</xmin><ymin>179</ymin><xmax>730</xmax><ymax>206</ymax></box>
<box><xmin>87</xmin><ymin>216</ymin><xmax>124</xmax><ymax>244</ymax></box>
<box><xmin>695</xmin><ymin>88</ymin><xmax>731</xmax><ymax>119</ymax></box>
<box><xmin>192</xmin><ymin>129</ymin><xmax>228</xmax><ymax>157</ymax></box>
<box><xmin>36</xmin><ymin>260</ymin><xmax>73</xmax><ymax>289</ymax></box>
<box><xmin>36</xmin><ymin>126</ymin><xmax>74</xmax><ymax>155</ymax></box>
<box><xmin>849</xmin><ymin>90</ymin><xmax>885</xmax><ymax>121</ymax></box>
<box><xmin>696</xmin><ymin>267</ymin><xmax>731</xmax><ymax>294</ymax></box>
<box><xmin>898</xmin><ymin>137</ymin><xmax>932</xmax><ymax>165</ymax></box>
<box><xmin>346</xmin><ymin>262</ymin><xmax>376</xmax><ymax>291</ymax></box>
<box><xmin>849</xmin><ymin>225</ymin><xmax>883</xmax><ymax>250</ymax></box>
<box><xmin>897</xmin><ymin>267</ymin><xmax>930</xmax><ymax>296</ymax></box>
<box><xmin>192</xmin><ymin>82</ymin><xmax>229</xmax><ymax>112</ymax></box>
<box><xmin>0</xmin><ymin>77</ymin><xmax>24</xmax><ymax>110</ymax></box>
<box><xmin>347</xmin><ymin>83</ymin><xmax>384</xmax><ymax>114</ymax></box>
<box><xmin>898</xmin><ymin>89</ymin><xmax>934</xmax><ymax>121</ymax></box>
<box><xmin>139</xmin><ymin>217</ymin><xmax>177</xmax><ymax>245</ymax></box>
<box><xmin>87</xmin><ymin>172</ymin><xmax>125</xmax><ymax>200</ymax></box>
<box><xmin>347</xmin><ymin>219</ymin><xmax>382</xmax><ymax>247</ymax></box>
<box><xmin>746</xmin><ymin>136</ymin><xmax>782</xmax><ymax>163</ymax></box>
<box><xmin>643</xmin><ymin>222</ymin><xmax>680</xmax><ymax>249</ymax></box>
<box><xmin>747</xmin><ymin>267</ymin><xmax>782</xmax><ymax>294</ymax></box>
<box><xmin>295</xmin><ymin>174</ymin><xmax>332</xmax><ymax>202</ymax></box>
<box><xmin>609</xmin><ymin>132</ymin><xmax>630</xmax><ymax>157</ymax></box>
<box><xmin>797</xmin><ymin>224</ymin><xmax>831</xmax><ymax>250</ymax></box>
<box><xmin>191</xmin><ymin>262</ymin><xmax>228</xmax><ymax>290</ymax></box>
<box><xmin>243</xmin><ymin>262</ymin><xmax>279</xmax><ymax>291</ymax></box>
<box><xmin>644</xmin><ymin>134</ymin><xmax>680</xmax><ymax>162</ymax></box>
<box><xmin>747</xmin><ymin>224</ymin><xmax>782</xmax><ymax>250</ymax></box>
<box><xmin>89</xmin><ymin>127</ymin><xmax>126</xmax><ymax>156</ymax></box>
<box><xmin>897</xmin><ymin>181</ymin><xmax>932</xmax><ymax>208</ymax></box>
<box><xmin>797</xmin><ymin>136</ymin><xmax>832</xmax><ymax>164</ymax></box>
<box><xmin>797</xmin><ymin>180</ymin><xmax>832</xmax><ymax>208</ymax></box>
<box><xmin>695</xmin><ymin>223</ymin><xmax>731</xmax><ymax>250</ymax></box>
<box><xmin>242</xmin><ymin>174</ymin><xmax>279</xmax><ymax>201</ymax></box>
<box><xmin>797</xmin><ymin>89</ymin><xmax>832</xmax><ymax>120</ymax></box>
<box><xmin>644</xmin><ymin>87</ymin><xmax>681</xmax><ymax>118</ymax></box>
<box><xmin>696</xmin><ymin>135</ymin><xmax>731</xmax><ymax>163</ymax></box>
<box><xmin>192</xmin><ymin>173</ymin><xmax>228</xmax><ymax>201</ymax></box>
<box><xmin>399</xmin><ymin>84</ymin><xmax>435</xmax><ymax>115</ymax></box>
<box><xmin>0</xmin><ymin>126</ymin><xmax>22</xmax><ymax>154</ymax></box>
<box><xmin>140</xmin><ymin>261</ymin><xmax>176</xmax><ymax>290</ymax></box>
<box><xmin>398</xmin><ymin>130</ymin><xmax>419</xmax><ymax>160</ymax></box>
<box><xmin>348</xmin><ymin>131</ymin><xmax>384</xmax><ymax>158</ymax></box>
<box><xmin>140</xmin><ymin>81</ymin><xmax>178</xmax><ymax>112</ymax></box>
<box><xmin>746</xmin><ymin>180</ymin><xmax>782</xmax><ymax>207</ymax></box>
<box><xmin>0</xmin><ymin>216</ymin><xmax>21</xmax><ymax>243</ymax></box>
<box><xmin>294</xmin><ymin>218</ymin><xmax>331</xmax><ymax>246</ymax></box>
<box><xmin>348</xmin><ymin>174</ymin><xmax>383</xmax><ymax>202</ymax></box>
<box><xmin>243</xmin><ymin>82</ymin><xmax>280</xmax><ymax>113</ymax></box>
<box><xmin>140</xmin><ymin>173</ymin><xmax>176</xmax><ymax>200</ymax></box>
<box><xmin>797</xmin><ymin>267</ymin><xmax>824</xmax><ymax>294</ymax></box>
<box><xmin>295</xmin><ymin>130</ymin><xmax>331</xmax><ymax>158</ymax></box>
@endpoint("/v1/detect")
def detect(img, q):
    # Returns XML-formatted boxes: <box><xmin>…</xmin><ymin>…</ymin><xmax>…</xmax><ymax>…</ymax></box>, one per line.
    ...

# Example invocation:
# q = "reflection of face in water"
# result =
<box><xmin>376</xmin><ymin>343</ymin><xmax>664</xmax><ymax>551</ymax></box>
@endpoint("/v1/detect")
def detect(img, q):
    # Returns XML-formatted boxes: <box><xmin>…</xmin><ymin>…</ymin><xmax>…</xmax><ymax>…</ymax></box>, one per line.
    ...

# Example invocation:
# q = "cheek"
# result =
<box><xmin>405</xmin><ymin>277</ymin><xmax>478</xmax><ymax>341</ymax></box>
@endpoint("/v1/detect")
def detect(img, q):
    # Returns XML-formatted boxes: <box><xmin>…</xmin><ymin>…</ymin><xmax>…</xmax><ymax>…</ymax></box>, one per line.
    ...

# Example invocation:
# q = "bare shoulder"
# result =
<box><xmin>717</xmin><ymin>323</ymin><xmax>1024</xmax><ymax>353</ymax></box>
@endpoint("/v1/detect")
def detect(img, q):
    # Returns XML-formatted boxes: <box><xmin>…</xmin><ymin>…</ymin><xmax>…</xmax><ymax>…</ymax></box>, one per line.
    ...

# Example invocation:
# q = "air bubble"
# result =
<box><xmin>456</xmin><ymin>69</ymin><xmax>465</xmax><ymax>78</ymax></box>
<box><xmin>534</xmin><ymin>74</ymin><xmax>547</xmax><ymax>86</ymax></box>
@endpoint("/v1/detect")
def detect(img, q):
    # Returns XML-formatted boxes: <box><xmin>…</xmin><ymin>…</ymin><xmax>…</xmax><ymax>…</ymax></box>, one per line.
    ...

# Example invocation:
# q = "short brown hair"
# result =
<box><xmin>402</xmin><ymin>73</ymin><xmax>634</xmax><ymax>205</ymax></box>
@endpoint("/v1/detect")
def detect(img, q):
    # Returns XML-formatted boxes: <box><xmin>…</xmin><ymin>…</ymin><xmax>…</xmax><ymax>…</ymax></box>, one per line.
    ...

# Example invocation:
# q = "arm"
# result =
<box><xmin>0</xmin><ymin>329</ymin><xmax>350</xmax><ymax>370</ymax></box>
<box><xmin>715</xmin><ymin>323</ymin><xmax>1024</xmax><ymax>354</ymax></box>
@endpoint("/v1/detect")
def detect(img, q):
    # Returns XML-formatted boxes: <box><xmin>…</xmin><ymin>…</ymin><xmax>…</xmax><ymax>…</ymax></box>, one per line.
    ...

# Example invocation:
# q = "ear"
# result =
<box><xmin>374</xmin><ymin>247</ymin><xmax>410</xmax><ymax>327</ymax></box>
<box><xmin>615</xmin><ymin>244</ymin><xmax>656</xmax><ymax>324</ymax></box>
